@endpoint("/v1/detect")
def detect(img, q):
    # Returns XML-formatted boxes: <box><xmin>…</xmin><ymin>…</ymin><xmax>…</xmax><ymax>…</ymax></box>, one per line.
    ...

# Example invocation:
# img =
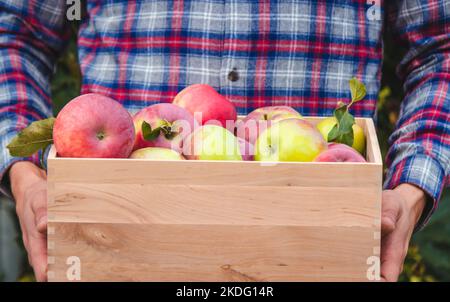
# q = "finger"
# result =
<box><xmin>28</xmin><ymin>231</ymin><xmax>48</xmax><ymax>282</ymax></box>
<box><xmin>381</xmin><ymin>192</ymin><xmax>401</xmax><ymax>235</ymax></box>
<box><xmin>380</xmin><ymin>225</ymin><xmax>408</xmax><ymax>282</ymax></box>
<box><xmin>30</xmin><ymin>190</ymin><xmax>48</xmax><ymax>234</ymax></box>
<box><xmin>23</xmin><ymin>193</ymin><xmax>48</xmax><ymax>281</ymax></box>
<box><xmin>36</xmin><ymin>214</ymin><xmax>48</xmax><ymax>234</ymax></box>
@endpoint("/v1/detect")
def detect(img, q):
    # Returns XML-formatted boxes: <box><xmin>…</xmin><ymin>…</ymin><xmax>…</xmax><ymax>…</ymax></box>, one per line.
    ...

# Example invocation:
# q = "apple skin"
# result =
<box><xmin>236</xmin><ymin>106</ymin><xmax>302</xmax><ymax>145</ymax></box>
<box><xmin>316</xmin><ymin>117</ymin><xmax>366</xmax><ymax>154</ymax></box>
<box><xmin>183</xmin><ymin>125</ymin><xmax>242</xmax><ymax>161</ymax></box>
<box><xmin>255</xmin><ymin>118</ymin><xmax>327</xmax><ymax>162</ymax></box>
<box><xmin>237</xmin><ymin>137</ymin><xmax>254</xmax><ymax>161</ymax></box>
<box><xmin>53</xmin><ymin>93</ymin><xmax>135</xmax><ymax>158</ymax></box>
<box><xmin>133</xmin><ymin>103</ymin><xmax>198</xmax><ymax>153</ymax></box>
<box><xmin>314</xmin><ymin>143</ymin><xmax>366</xmax><ymax>162</ymax></box>
<box><xmin>129</xmin><ymin>147</ymin><xmax>185</xmax><ymax>160</ymax></box>
<box><xmin>173</xmin><ymin>84</ymin><xmax>237</xmax><ymax>129</ymax></box>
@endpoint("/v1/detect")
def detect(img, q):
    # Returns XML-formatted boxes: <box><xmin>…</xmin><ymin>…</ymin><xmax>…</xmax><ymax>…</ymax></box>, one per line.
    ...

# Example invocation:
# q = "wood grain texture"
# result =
<box><xmin>47</xmin><ymin>116</ymin><xmax>382</xmax><ymax>281</ymax></box>
<box><xmin>49</xmin><ymin>183</ymin><xmax>379</xmax><ymax>227</ymax></box>
<box><xmin>48</xmin><ymin>223</ymin><xmax>376</xmax><ymax>282</ymax></box>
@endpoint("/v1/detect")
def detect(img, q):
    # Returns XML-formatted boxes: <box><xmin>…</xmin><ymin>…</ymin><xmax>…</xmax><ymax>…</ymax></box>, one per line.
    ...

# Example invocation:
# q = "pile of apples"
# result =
<box><xmin>52</xmin><ymin>84</ymin><xmax>366</xmax><ymax>163</ymax></box>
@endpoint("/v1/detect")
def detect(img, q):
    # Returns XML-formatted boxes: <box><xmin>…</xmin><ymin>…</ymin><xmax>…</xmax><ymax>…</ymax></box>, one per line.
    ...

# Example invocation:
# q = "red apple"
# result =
<box><xmin>237</xmin><ymin>137</ymin><xmax>254</xmax><ymax>161</ymax></box>
<box><xmin>133</xmin><ymin>103</ymin><xmax>198</xmax><ymax>154</ymax></box>
<box><xmin>53</xmin><ymin>93</ymin><xmax>135</xmax><ymax>158</ymax></box>
<box><xmin>314</xmin><ymin>143</ymin><xmax>366</xmax><ymax>162</ymax></box>
<box><xmin>173</xmin><ymin>84</ymin><xmax>237</xmax><ymax>129</ymax></box>
<box><xmin>236</xmin><ymin>106</ymin><xmax>301</xmax><ymax>145</ymax></box>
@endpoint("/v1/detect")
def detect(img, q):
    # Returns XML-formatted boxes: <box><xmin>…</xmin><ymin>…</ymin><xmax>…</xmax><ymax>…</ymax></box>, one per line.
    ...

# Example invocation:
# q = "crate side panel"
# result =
<box><xmin>48</xmin><ymin>183</ymin><xmax>380</xmax><ymax>227</ymax></box>
<box><xmin>47</xmin><ymin>223</ymin><xmax>379</xmax><ymax>282</ymax></box>
<box><xmin>47</xmin><ymin>158</ymin><xmax>381</xmax><ymax>187</ymax></box>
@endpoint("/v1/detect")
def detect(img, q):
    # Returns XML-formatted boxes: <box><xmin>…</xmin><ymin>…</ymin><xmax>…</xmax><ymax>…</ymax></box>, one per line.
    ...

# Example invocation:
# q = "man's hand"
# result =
<box><xmin>381</xmin><ymin>183</ymin><xmax>426</xmax><ymax>282</ymax></box>
<box><xmin>9</xmin><ymin>161</ymin><xmax>47</xmax><ymax>282</ymax></box>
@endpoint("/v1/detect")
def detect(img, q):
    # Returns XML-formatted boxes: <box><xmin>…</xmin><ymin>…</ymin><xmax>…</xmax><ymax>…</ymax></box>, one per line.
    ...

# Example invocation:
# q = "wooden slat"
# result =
<box><xmin>49</xmin><ymin>183</ymin><xmax>380</xmax><ymax>227</ymax></box>
<box><xmin>48</xmin><ymin>158</ymin><xmax>381</xmax><ymax>187</ymax></box>
<box><xmin>48</xmin><ymin>223</ymin><xmax>377</xmax><ymax>282</ymax></box>
<box><xmin>364</xmin><ymin>118</ymin><xmax>383</xmax><ymax>164</ymax></box>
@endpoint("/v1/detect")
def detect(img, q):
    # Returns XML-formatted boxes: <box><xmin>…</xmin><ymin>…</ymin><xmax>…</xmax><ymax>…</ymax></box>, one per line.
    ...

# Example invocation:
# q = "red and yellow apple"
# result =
<box><xmin>236</xmin><ymin>106</ymin><xmax>302</xmax><ymax>145</ymax></box>
<box><xmin>133</xmin><ymin>103</ymin><xmax>198</xmax><ymax>153</ymax></box>
<box><xmin>316</xmin><ymin>117</ymin><xmax>366</xmax><ymax>154</ymax></box>
<box><xmin>173</xmin><ymin>84</ymin><xmax>237</xmax><ymax>129</ymax></box>
<box><xmin>255</xmin><ymin>118</ymin><xmax>327</xmax><ymax>162</ymax></box>
<box><xmin>314</xmin><ymin>143</ymin><xmax>366</xmax><ymax>162</ymax></box>
<box><xmin>129</xmin><ymin>147</ymin><xmax>185</xmax><ymax>160</ymax></box>
<box><xmin>53</xmin><ymin>93</ymin><xmax>135</xmax><ymax>158</ymax></box>
<box><xmin>183</xmin><ymin>125</ymin><xmax>242</xmax><ymax>161</ymax></box>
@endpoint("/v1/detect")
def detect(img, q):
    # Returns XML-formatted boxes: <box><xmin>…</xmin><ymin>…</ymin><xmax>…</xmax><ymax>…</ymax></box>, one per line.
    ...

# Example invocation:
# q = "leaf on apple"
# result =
<box><xmin>327</xmin><ymin>78</ymin><xmax>366</xmax><ymax>147</ymax></box>
<box><xmin>349</xmin><ymin>77</ymin><xmax>366</xmax><ymax>103</ymax></box>
<box><xmin>142</xmin><ymin>121</ymin><xmax>161</xmax><ymax>141</ymax></box>
<box><xmin>7</xmin><ymin>118</ymin><xmax>55</xmax><ymax>157</ymax></box>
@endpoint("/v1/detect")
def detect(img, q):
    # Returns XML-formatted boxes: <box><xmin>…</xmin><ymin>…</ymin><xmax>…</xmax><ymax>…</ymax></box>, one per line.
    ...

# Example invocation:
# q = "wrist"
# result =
<box><xmin>394</xmin><ymin>183</ymin><xmax>427</xmax><ymax>225</ymax></box>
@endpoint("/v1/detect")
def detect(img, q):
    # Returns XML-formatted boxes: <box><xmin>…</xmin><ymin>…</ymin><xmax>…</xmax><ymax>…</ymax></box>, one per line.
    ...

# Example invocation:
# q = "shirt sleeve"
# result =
<box><xmin>0</xmin><ymin>0</ymin><xmax>70</xmax><ymax>199</ymax></box>
<box><xmin>384</xmin><ymin>0</ymin><xmax>450</xmax><ymax>230</ymax></box>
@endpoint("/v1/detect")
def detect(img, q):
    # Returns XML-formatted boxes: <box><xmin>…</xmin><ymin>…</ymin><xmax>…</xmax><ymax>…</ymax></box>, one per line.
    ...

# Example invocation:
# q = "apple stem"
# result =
<box><xmin>96</xmin><ymin>131</ymin><xmax>106</xmax><ymax>140</ymax></box>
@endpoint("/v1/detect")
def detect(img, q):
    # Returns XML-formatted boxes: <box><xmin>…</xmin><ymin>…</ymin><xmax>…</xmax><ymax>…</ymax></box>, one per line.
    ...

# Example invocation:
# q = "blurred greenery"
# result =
<box><xmin>10</xmin><ymin>20</ymin><xmax>449</xmax><ymax>282</ymax></box>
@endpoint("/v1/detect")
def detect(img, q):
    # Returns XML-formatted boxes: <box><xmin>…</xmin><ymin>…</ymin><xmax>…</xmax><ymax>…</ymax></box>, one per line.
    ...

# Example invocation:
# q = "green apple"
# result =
<box><xmin>316</xmin><ymin>117</ymin><xmax>366</xmax><ymax>154</ymax></box>
<box><xmin>129</xmin><ymin>147</ymin><xmax>185</xmax><ymax>160</ymax></box>
<box><xmin>183</xmin><ymin>125</ymin><xmax>242</xmax><ymax>161</ymax></box>
<box><xmin>255</xmin><ymin>118</ymin><xmax>327</xmax><ymax>162</ymax></box>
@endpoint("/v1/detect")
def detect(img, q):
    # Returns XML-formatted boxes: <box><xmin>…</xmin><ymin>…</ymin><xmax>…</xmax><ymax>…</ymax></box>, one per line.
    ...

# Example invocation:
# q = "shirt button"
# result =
<box><xmin>228</xmin><ymin>68</ymin><xmax>239</xmax><ymax>82</ymax></box>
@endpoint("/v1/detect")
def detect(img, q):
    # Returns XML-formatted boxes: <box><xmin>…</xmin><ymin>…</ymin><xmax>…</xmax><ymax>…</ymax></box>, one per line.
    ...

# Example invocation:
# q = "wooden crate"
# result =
<box><xmin>47</xmin><ymin>117</ymin><xmax>382</xmax><ymax>281</ymax></box>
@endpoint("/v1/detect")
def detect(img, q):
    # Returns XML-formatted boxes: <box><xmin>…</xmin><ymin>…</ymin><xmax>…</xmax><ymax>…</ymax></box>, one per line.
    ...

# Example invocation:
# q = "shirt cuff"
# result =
<box><xmin>383</xmin><ymin>154</ymin><xmax>447</xmax><ymax>231</ymax></box>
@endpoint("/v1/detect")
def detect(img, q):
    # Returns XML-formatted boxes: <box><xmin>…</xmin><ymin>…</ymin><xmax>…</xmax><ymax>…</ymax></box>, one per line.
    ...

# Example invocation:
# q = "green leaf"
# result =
<box><xmin>327</xmin><ymin>124</ymin><xmax>340</xmax><ymax>142</ymax></box>
<box><xmin>142</xmin><ymin>121</ymin><xmax>161</xmax><ymax>141</ymax></box>
<box><xmin>339</xmin><ymin>110</ymin><xmax>355</xmax><ymax>132</ymax></box>
<box><xmin>328</xmin><ymin>105</ymin><xmax>356</xmax><ymax>148</ymax></box>
<box><xmin>334</xmin><ymin>104</ymin><xmax>348</xmax><ymax>121</ymax></box>
<box><xmin>349</xmin><ymin>77</ymin><xmax>366</xmax><ymax>103</ymax></box>
<box><xmin>340</xmin><ymin>128</ymin><xmax>355</xmax><ymax>147</ymax></box>
<box><xmin>7</xmin><ymin>118</ymin><xmax>55</xmax><ymax>157</ymax></box>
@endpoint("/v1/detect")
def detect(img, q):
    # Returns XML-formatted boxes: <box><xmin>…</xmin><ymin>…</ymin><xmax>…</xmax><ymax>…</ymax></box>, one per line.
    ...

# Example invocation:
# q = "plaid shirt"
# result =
<box><xmin>0</xmin><ymin>0</ymin><xmax>449</xmax><ymax>228</ymax></box>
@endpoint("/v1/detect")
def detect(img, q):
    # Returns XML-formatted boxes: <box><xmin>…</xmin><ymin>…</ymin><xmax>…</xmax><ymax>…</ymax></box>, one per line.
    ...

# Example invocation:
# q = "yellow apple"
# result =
<box><xmin>255</xmin><ymin>118</ymin><xmax>327</xmax><ymax>162</ymax></box>
<box><xmin>183</xmin><ymin>125</ymin><xmax>242</xmax><ymax>161</ymax></box>
<box><xmin>129</xmin><ymin>147</ymin><xmax>185</xmax><ymax>160</ymax></box>
<box><xmin>316</xmin><ymin>117</ymin><xmax>366</xmax><ymax>154</ymax></box>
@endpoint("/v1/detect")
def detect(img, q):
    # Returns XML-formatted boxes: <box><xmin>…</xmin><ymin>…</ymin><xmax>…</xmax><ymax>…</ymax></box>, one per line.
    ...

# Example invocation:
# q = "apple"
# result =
<box><xmin>316</xmin><ymin>117</ymin><xmax>366</xmax><ymax>154</ymax></box>
<box><xmin>314</xmin><ymin>143</ymin><xmax>366</xmax><ymax>162</ymax></box>
<box><xmin>237</xmin><ymin>137</ymin><xmax>254</xmax><ymax>161</ymax></box>
<box><xmin>133</xmin><ymin>103</ymin><xmax>198</xmax><ymax>153</ymax></box>
<box><xmin>236</xmin><ymin>106</ymin><xmax>302</xmax><ymax>145</ymax></box>
<box><xmin>255</xmin><ymin>118</ymin><xmax>327</xmax><ymax>162</ymax></box>
<box><xmin>129</xmin><ymin>147</ymin><xmax>185</xmax><ymax>160</ymax></box>
<box><xmin>254</xmin><ymin>118</ymin><xmax>326</xmax><ymax>162</ymax></box>
<box><xmin>173</xmin><ymin>84</ymin><xmax>237</xmax><ymax>129</ymax></box>
<box><xmin>53</xmin><ymin>93</ymin><xmax>135</xmax><ymax>158</ymax></box>
<box><xmin>183</xmin><ymin>125</ymin><xmax>242</xmax><ymax>161</ymax></box>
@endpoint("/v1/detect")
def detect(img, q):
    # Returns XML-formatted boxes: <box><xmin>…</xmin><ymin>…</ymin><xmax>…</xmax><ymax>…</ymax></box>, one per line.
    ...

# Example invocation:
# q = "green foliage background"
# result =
<box><xmin>13</xmin><ymin>26</ymin><xmax>450</xmax><ymax>282</ymax></box>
